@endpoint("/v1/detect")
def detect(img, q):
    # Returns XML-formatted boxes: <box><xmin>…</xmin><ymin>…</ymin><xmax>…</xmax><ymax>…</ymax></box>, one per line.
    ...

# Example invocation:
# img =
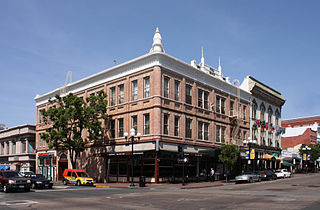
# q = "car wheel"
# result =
<box><xmin>249</xmin><ymin>178</ymin><xmax>253</xmax><ymax>183</ymax></box>
<box><xmin>25</xmin><ymin>187</ymin><xmax>30</xmax><ymax>192</ymax></box>
<box><xmin>76</xmin><ymin>180</ymin><xmax>81</xmax><ymax>186</ymax></box>
<box><xmin>258</xmin><ymin>177</ymin><xmax>261</xmax><ymax>182</ymax></box>
<box><xmin>63</xmin><ymin>180</ymin><xmax>68</xmax><ymax>185</ymax></box>
<box><xmin>3</xmin><ymin>185</ymin><xmax>9</xmax><ymax>193</ymax></box>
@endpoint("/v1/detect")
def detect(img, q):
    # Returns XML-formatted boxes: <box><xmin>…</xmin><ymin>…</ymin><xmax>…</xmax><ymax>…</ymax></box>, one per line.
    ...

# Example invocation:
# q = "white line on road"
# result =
<box><xmin>0</xmin><ymin>200</ymin><xmax>39</xmax><ymax>206</ymax></box>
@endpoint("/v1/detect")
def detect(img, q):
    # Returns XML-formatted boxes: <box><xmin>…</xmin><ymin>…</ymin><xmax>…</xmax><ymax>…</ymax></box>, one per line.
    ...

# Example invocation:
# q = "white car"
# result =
<box><xmin>275</xmin><ymin>169</ymin><xmax>291</xmax><ymax>178</ymax></box>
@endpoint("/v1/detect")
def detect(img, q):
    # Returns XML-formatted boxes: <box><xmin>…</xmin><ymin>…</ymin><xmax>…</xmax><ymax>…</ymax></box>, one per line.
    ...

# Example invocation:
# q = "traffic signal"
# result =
<box><xmin>178</xmin><ymin>145</ymin><xmax>184</xmax><ymax>158</ymax></box>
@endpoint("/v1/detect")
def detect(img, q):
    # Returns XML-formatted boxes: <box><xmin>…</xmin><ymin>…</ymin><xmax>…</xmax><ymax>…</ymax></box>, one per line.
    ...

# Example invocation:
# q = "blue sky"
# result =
<box><xmin>0</xmin><ymin>0</ymin><xmax>319</xmax><ymax>128</ymax></box>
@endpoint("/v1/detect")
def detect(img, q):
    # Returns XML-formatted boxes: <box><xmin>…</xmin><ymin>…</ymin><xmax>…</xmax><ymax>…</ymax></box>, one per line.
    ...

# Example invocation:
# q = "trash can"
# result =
<box><xmin>139</xmin><ymin>176</ymin><xmax>146</xmax><ymax>187</ymax></box>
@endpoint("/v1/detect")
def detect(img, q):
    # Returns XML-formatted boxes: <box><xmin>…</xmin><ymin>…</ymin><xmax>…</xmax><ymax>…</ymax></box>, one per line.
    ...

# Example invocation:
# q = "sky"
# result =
<box><xmin>0</xmin><ymin>0</ymin><xmax>319</xmax><ymax>128</ymax></box>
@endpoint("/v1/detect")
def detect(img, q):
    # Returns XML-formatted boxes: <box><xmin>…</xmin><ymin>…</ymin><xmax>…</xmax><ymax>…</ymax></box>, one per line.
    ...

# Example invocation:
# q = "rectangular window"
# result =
<box><xmin>204</xmin><ymin>92</ymin><xmax>209</xmax><ymax>109</ymax></box>
<box><xmin>198</xmin><ymin>89</ymin><xmax>203</xmax><ymax>108</ymax></box>
<box><xmin>216</xmin><ymin>125</ymin><xmax>221</xmax><ymax>143</ymax></box>
<box><xmin>216</xmin><ymin>96</ymin><xmax>226</xmax><ymax>114</ymax></box>
<box><xmin>204</xmin><ymin>123</ymin><xmax>209</xmax><ymax>141</ymax></box>
<box><xmin>118</xmin><ymin>84</ymin><xmax>124</xmax><ymax>104</ymax></box>
<box><xmin>174</xmin><ymin>80</ymin><xmax>180</xmax><ymax>101</ymax></box>
<box><xmin>174</xmin><ymin>116</ymin><xmax>179</xmax><ymax>136</ymax></box>
<box><xmin>39</xmin><ymin>134</ymin><xmax>42</xmax><ymax>147</ymax></box>
<box><xmin>12</xmin><ymin>142</ymin><xmax>16</xmax><ymax>154</ymax></box>
<box><xmin>164</xmin><ymin>77</ymin><xmax>169</xmax><ymax>98</ymax></box>
<box><xmin>110</xmin><ymin>120</ymin><xmax>115</xmax><ymax>139</ymax></box>
<box><xmin>144</xmin><ymin>114</ymin><xmax>150</xmax><ymax>135</ymax></box>
<box><xmin>118</xmin><ymin>118</ymin><xmax>124</xmax><ymax>137</ymax></box>
<box><xmin>132</xmin><ymin>80</ymin><xmax>138</xmax><ymax>101</ymax></box>
<box><xmin>221</xmin><ymin>98</ymin><xmax>226</xmax><ymax>114</ymax></box>
<box><xmin>163</xmin><ymin>114</ymin><xmax>169</xmax><ymax>135</ymax></box>
<box><xmin>243</xmin><ymin>105</ymin><xmax>246</xmax><ymax>120</ymax></box>
<box><xmin>39</xmin><ymin>109</ymin><xmax>45</xmax><ymax>124</ymax></box>
<box><xmin>21</xmin><ymin>141</ymin><xmax>26</xmax><ymax>153</ymax></box>
<box><xmin>185</xmin><ymin>84</ymin><xmax>192</xmax><ymax>105</ymax></box>
<box><xmin>132</xmin><ymin>116</ymin><xmax>137</xmax><ymax>135</ymax></box>
<box><xmin>221</xmin><ymin>127</ymin><xmax>225</xmax><ymax>143</ymax></box>
<box><xmin>230</xmin><ymin>101</ymin><xmax>234</xmax><ymax>116</ymax></box>
<box><xmin>186</xmin><ymin>118</ymin><xmax>192</xmax><ymax>138</ymax></box>
<box><xmin>144</xmin><ymin>77</ymin><xmax>150</xmax><ymax>98</ymax></box>
<box><xmin>110</xmin><ymin>87</ymin><xmax>116</xmax><ymax>106</ymax></box>
<box><xmin>216</xmin><ymin>96</ymin><xmax>220</xmax><ymax>113</ymax></box>
<box><xmin>198</xmin><ymin>121</ymin><xmax>203</xmax><ymax>140</ymax></box>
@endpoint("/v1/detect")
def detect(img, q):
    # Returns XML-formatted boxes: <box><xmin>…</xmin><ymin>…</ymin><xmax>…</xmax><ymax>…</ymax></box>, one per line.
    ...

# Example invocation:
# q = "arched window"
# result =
<box><xmin>252</xmin><ymin>100</ymin><xmax>257</xmax><ymax>120</ymax></box>
<box><xmin>275</xmin><ymin>109</ymin><xmax>280</xmax><ymax>126</ymax></box>
<box><xmin>268</xmin><ymin>106</ymin><xmax>273</xmax><ymax>123</ymax></box>
<box><xmin>260</xmin><ymin>103</ymin><xmax>265</xmax><ymax>121</ymax></box>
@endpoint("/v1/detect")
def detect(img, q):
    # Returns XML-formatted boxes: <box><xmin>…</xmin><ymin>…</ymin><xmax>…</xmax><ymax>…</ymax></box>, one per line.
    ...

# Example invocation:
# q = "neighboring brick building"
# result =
<box><xmin>281</xmin><ymin>116</ymin><xmax>320</xmax><ymax>154</ymax></box>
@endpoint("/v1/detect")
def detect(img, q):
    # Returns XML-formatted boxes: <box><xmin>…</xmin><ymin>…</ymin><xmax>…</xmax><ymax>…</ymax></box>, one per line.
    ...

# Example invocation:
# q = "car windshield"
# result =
<box><xmin>4</xmin><ymin>172</ymin><xmax>23</xmax><ymax>178</ymax></box>
<box><xmin>76</xmin><ymin>172</ymin><xmax>90</xmax><ymax>177</ymax></box>
<box><xmin>242</xmin><ymin>172</ymin><xmax>253</xmax><ymax>175</ymax></box>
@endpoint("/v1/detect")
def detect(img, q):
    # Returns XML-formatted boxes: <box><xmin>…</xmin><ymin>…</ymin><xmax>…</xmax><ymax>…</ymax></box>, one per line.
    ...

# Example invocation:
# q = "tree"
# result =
<box><xmin>219</xmin><ymin>144</ymin><xmax>239</xmax><ymax>182</ymax></box>
<box><xmin>40</xmin><ymin>90</ymin><xmax>108</xmax><ymax>169</ymax></box>
<box><xmin>299</xmin><ymin>144</ymin><xmax>320</xmax><ymax>161</ymax></box>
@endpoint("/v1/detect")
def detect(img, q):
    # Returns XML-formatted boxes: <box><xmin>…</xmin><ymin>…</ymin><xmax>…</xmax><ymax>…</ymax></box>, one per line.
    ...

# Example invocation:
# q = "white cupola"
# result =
<box><xmin>150</xmin><ymin>27</ymin><xmax>165</xmax><ymax>53</ymax></box>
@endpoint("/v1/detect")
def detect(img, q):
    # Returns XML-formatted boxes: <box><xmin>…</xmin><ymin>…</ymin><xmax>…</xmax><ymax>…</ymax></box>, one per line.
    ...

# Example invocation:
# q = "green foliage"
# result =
<box><xmin>219</xmin><ymin>144</ymin><xmax>239</xmax><ymax>167</ymax></box>
<box><xmin>299</xmin><ymin>144</ymin><xmax>320</xmax><ymax>161</ymax></box>
<box><xmin>40</xmin><ymin>90</ymin><xmax>108</xmax><ymax>169</ymax></box>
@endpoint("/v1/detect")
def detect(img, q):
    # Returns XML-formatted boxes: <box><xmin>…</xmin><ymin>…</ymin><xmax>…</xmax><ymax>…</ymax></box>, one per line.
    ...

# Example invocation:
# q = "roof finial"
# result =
<box><xmin>150</xmin><ymin>27</ymin><xmax>164</xmax><ymax>53</ymax></box>
<box><xmin>200</xmin><ymin>47</ymin><xmax>205</xmax><ymax>67</ymax></box>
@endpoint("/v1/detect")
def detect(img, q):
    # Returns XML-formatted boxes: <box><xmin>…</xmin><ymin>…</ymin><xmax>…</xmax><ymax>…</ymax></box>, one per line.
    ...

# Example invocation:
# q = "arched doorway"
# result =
<box><xmin>58</xmin><ymin>153</ymin><xmax>68</xmax><ymax>180</ymax></box>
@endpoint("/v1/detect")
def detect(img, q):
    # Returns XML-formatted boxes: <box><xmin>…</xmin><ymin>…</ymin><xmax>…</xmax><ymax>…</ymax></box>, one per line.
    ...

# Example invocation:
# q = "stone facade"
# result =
<box><xmin>0</xmin><ymin>124</ymin><xmax>36</xmax><ymax>173</ymax></box>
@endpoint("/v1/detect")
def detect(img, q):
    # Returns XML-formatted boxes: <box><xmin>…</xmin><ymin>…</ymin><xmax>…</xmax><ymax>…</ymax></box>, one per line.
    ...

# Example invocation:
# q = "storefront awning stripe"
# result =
<box><xmin>2</xmin><ymin>165</ymin><xmax>10</xmax><ymax>170</ymax></box>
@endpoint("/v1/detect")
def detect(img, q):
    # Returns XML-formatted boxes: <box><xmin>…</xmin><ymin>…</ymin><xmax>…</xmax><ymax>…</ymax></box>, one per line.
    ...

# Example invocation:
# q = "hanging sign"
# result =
<box><xmin>244</xmin><ymin>150</ymin><xmax>250</xmax><ymax>159</ymax></box>
<box><xmin>250</xmin><ymin>149</ymin><xmax>255</xmax><ymax>160</ymax></box>
<box><xmin>303</xmin><ymin>153</ymin><xmax>307</xmax><ymax>161</ymax></box>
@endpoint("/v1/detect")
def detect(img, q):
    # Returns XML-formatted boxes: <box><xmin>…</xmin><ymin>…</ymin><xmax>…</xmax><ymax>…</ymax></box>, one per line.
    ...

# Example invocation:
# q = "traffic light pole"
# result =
<box><xmin>182</xmin><ymin>157</ymin><xmax>185</xmax><ymax>186</ymax></box>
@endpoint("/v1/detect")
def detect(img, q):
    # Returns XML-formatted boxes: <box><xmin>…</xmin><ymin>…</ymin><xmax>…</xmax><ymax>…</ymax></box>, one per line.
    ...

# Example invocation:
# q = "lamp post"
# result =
<box><xmin>124</xmin><ymin>128</ymin><xmax>141</xmax><ymax>188</ymax></box>
<box><xmin>302</xmin><ymin>146</ymin><xmax>311</xmax><ymax>173</ymax></box>
<box><xmin>243</xmin><ymin>137</ymin><xmax>257</xmax><ymax>172</ymax></box>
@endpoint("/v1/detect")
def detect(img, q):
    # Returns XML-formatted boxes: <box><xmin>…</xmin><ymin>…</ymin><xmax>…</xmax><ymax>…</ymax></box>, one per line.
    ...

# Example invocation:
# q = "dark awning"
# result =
<box><xmin>282</xmin><ymin>161</ymin><xmax>294</xmax><ymax>167</ymax></box>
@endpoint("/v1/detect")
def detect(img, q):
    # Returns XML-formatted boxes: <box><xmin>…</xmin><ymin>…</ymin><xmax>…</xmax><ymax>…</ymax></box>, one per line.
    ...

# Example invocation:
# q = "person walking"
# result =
<box><xmin>210</xmin><ymin>168</ymin><xmax>215</xmax><ymax>182</ymax></box>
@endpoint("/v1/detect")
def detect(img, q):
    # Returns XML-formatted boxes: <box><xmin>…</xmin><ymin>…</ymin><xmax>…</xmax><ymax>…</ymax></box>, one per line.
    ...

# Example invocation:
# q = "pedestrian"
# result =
<box><xmin>210</xmin><ymin>168</ymin><xmax>215</xmax><ymax>182</ymax></box>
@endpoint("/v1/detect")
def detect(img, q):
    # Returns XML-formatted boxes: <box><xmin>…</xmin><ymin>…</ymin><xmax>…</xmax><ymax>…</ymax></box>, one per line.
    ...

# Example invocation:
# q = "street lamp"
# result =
<box><xmin>124</xmin><ymin>128</ymin><xmax>141</xmax><ymax>187</ymax></box>
<box><xmin>243</xmin><ymin>137</ymin><xmax>257</xmax><ymax>172</ymax></box>
<box><xmin>302</xmin><ymin>146</ymin><xmax>311</xmax><ymax>173</ymax></box>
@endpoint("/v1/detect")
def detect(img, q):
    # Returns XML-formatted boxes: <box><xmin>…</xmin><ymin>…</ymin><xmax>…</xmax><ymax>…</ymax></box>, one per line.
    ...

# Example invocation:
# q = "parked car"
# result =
<box><xmin>275</xmin><ymin>169</ymin><xmax>291</xmax><ymax>178</ymax></box>
<box><xmin>258</xmin><ymin>170</ymin><xmax>277</xmax><ymax>181</ymax></box>
<box><xmin>0</xmin><ymin>170</ymin><xmax>31</xmax><ymax>193</ymax></box>
<box><xmin>63</xmin><ymin>169</ymin><xmax>95</xmax><ymax>186</ymax></box>
<box><xmin>20</xmin><ymin>171</ymin><xmax>34</xmax><ymax>177</ymax></box>
<box><xmin>235</xmin><ymin>172</ymin><xmax>261</xmax><ymax>183</ymax></box>
<box><xmin>26</xmin><ymin>174</ymin><xmax>53</xmax><ymax>189</ymax></box>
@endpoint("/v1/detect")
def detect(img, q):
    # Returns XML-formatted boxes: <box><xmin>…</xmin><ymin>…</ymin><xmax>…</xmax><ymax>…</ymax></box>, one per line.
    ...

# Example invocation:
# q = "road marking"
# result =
<box><xmin>0</xmin><ymin>200</ymin><xmax>39</xmax><ymax>206</ymax></box>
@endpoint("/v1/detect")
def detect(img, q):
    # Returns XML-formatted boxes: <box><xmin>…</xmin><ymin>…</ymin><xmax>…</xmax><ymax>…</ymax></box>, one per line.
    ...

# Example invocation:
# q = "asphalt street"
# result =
<box><xmin>1</xmin><ymin>173</ymin><xmax>320</xmax><ymax>210</ymax></box>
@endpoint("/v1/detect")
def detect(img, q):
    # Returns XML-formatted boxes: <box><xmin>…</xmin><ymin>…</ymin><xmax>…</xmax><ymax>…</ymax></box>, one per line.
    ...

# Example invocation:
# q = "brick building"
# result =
<box><xmin>282</xmin><ymin>116</ymin><xmax>320</xmax><ymax>153</ymax></box>
<box><xmin>34</xmin><ymin>28</ymin><xmax>283</xmax><ymax>182</ymax></box>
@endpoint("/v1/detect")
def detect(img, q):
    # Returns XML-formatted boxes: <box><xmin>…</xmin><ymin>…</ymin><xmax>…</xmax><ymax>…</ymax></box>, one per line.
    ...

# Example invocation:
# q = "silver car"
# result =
<box><xmin>235</xmin><ymin>172</ymin><xmax>261</xmax><ymax>183</ymax></box>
